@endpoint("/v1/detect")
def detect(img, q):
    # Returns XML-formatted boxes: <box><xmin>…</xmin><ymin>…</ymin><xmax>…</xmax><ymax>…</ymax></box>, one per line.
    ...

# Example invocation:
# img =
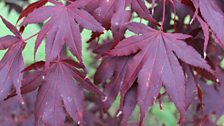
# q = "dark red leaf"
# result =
<box><xmin>22</xmin><ymin>61</ymin><xmax>45</xmax><ymax>72</ymax></box>
<box><xmin>0</xmin><ymin>35</ymin><xmax>20</xmax><ymax>50</ymax></box>
<box><xmin>35</xmin><ymin>62</ymin><xmax>84</xmax><ymax>126</ymax></box>
<box><xmin>17</xmin><ymin>0</ymin><xmax>48</xmax><ymax>23</ymax></box>
<box><xmin>200</xmin><ymin>69</ymin><xmax>224</xmax><ymax>119</ymax></box>
<box><xmin>94</xmin><ymin>56</ymin><xmax>131</xmax><ymax>110</ymax></box>
<box><xmin>111</xmin><ymin>0</ymin><xmax>132</xmax><ymax>43</ymax></box>
<box><xmin>109</xmin><ymin>22</ymin><xmax>213</xmax><ymax>124</ymax></box>
<box><xmin>5</xmin><ymin>70</ymin><xmax>44</xmax><ymax>100</ymax></box>
<box><xmin>192</xmin><ymin>0</ymin><xmax>224</xmax><ymax>49</ymax></box>
<box><xmin>0</xmin><ymin>42</ymin><xmax>25</xmax><ymax>101</ymax></box>
<box><xmin>120</xmin><ymin>84</ymin><xmax>137</xmax><ymax>126</ymax></box>
<box><xmin>21</xmin><ymin>2</ymin><xmax>104</xmax><ymax>63</ymax></box>
<box><xmin>0</xmin><ymin>16</ymin><xmax>21</xmax><ymax>37</ymax></box>
<box><xmin>61</xmin><ymin>58</ymin><xmax>85</xmax><ymax>69</ymax></box>
<box><xmin>131</xmin><ymin>0</ymin><xmax>159</xmax><ymax>25</ymax></box>
<box><xmin>93</xmin><ymin>0</ymin><xmax>117</xmax><ymax>28</ymax></box>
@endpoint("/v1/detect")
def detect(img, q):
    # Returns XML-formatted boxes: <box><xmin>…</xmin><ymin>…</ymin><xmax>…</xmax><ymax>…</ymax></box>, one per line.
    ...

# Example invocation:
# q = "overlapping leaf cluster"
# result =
<box><xmin>0</xmin><ymin>0</ymin><xmax>224</xmax><ymax>126</ymax></box>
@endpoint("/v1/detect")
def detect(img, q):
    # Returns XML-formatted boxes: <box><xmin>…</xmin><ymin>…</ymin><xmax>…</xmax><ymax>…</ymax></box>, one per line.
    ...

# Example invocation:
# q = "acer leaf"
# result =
<box><xmin>5</xmin><ymin>70</ymin><xmax>44</xmax><ymax>100</ymax></box>
<box><xmin>17</xmin><ymin>0</ymin><xmax>48</xmax><ymax>23</ymax></box>
<box><xmin>0</xmin><ymin>16</ymin><xmax>21</xmax><ymax>37</ymax></box>
<box><xmin>3</xmin><ymin>57</ymin><xmax>104</xmax><ymax>126</ymax></box>
<box><xmin>1</xmin><ymin>0</ymin><xmax>224</xmax><ymax>125</ymax></box>
<box><xmin>22</xmin><ymin>61</ymin><xmax>45</xmax><ymax>72</ymax></box>
<box><xmin>111</xmin><ymin>0</ymin><xmax>131</xmax><ymax>43</ymax></box>
<box><xmin>196</xmin><ymin>16</ymin><xmax>209</xmax><ymax>56</ymax></box>
<box><xmin>5</xmin><ymin>61</ymin><xmax>46</xmax><ymax>100</ymax></box>
<box><xmin>21</xmin><ymin>2</ymin><xmax>104</xmax><ymax>63</ymax></box>
<box><xmin>94</xmin><ymin>56</ymin><xmax>131</xmax><ymax>110</ymax></box>
<box><xmin>192</xmin><ymin>0</ymin><xmax>224</xmax><ymax>49</ymax></box>
<box><xmin>35</xmin><ymin>62</ymin><xmax>84</xmax><ymax>126</ymax></box>
<box><xmin>131</xmin><ymin>0</ymin><xmax>158</xmax><ymax>25</ymax></box>
<box><xmin>120</xmin><ymin>84</ymin><xmax>137</xmax><ymax>126</ymax></box>
<box><xmin>0</xmin><ymin>35</ymin><xmax>20</xmax><ymax>50</ymax></box>
<box><xmin>93</xmin><ymin>0</ymin><xmax>117</xmax><ymax>28</ymax></box>
<box><xmin>93</xmin><ymin>39</ymin><xmax>130</xmax><ymax>110</ymax></box>
<box><xmin>0</xmin><ymin>42</ymin><xmax>25</xmax><ymax>101</ymax></box>
<box><xmin>0</xmin><ymin>16</ymin><xmax>22</xmax><ymax>50</ymax></box>
<box><xmin>91</xmin><ymin>0</ymin><xmax>157</xmax><ymax>44</ymax></box>
<box><xmin>0</xmin><ymin>16</ymin><xmax>25</xmax><ymax>101</ymax></box>
<box><xmin>200</xmin><ymin>69</ymin><xmax>224</xmax><ymax>119</ymax></box>
<box><xmin>183</xmin><ymin>64</ymin><xmax>202</xmax><ymax>108</ymax></box>
<box><xmin>182</xmin><ymin>105</ymin><xmax>216</xmax><ymax>126</ymax></box>
<box><xmin>89</xmin><ymin>0</ymin><xmax>129</xmax><ymax>44</ymax></box>
<box><xmin>109</xmin><ymin>22</ymin><xmax>213</xmax><ymax>124</ymax></box>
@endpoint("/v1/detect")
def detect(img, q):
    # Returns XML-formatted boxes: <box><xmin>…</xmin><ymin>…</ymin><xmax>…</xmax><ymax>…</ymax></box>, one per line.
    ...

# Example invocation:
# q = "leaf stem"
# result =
<box><xmin>169</xmin><ymin>0</ymin><xmax>177</xmax><ymax>32</ymax></box>
<box><xmin>23</xmin><ymin>31</ymin><xmax>40</xmax><ymax>42</ymax></box>
<box><xmin>160</xmin><ymin>0</ymin><xmax>166</xmax><ymax>31</ymax></box>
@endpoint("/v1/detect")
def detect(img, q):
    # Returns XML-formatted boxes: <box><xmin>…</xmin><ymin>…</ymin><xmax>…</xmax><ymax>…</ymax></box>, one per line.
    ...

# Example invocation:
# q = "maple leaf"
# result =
<box><xmin>199</xmin><ymin>69</ymin><xmax>224</xmax><ymax>119</ymax></box>
<box><xmin>4</xmin><ymin>61</ymin><xmax>45</xmax><ymax>100</ymax></box>
<box><xmin>93</xmin><ymin>0</ymin><xmax>157</xmax><ymax>27</ymax></box>
<box><xmin>17</xmin><ymin>0</ymin><xmax>48</xmax><ymax>23</ymax></box>
<box><xmin>4</xmin><ymin>58</ymin><xmax>104</xmax><ymax>126</ymax></box>
<box><xmin>35</xmin><ymin>62</ymin><xmax>85</xmax><ymax>126</ymax></box>
<box><xmin>191</xmin><ymin>0</ymin><xmax>224</xmax><ymax>49</ymax></box>
<box><xmin>94</xmin><ymin>56</ymin><xmax>131</xmax><ymax>110</ymax></box>
<box><xmin>92</xmin><ymin>39</ymin><xmax>131</xmax><ymax>110</ymax></box>
<box><xmin>183</xmin><ymin>64</ymin><xmax>203</xmax><ymax>108</ymax></box>
<box><xmin>0</xmin><ymin>16</ymin><xmax>22</xmax><ymax>39</ymax></box>
<box><xmin>131</xmin><ymin>0</ymin><xmax>158</xmax><ymax>25</ymax></box>
<box><xmin>111</xmin><ymin>0</ymin><xmax>131</xmax><ymax>43</ymax></box>
<box><xmin>93</xmin><ymin>39</ymin><xmax>138</xmax><ymax>125</ymax></box>
<box><xmin>88</xmin><ymin>0</ymin><xmax>131</xmax><ymax>44</ymax></box>
<box><xmin>93</xmin><ymin>0</ymin><xmax>120</xmax><ymax>28</ymax></box>
<box><xmin>109</xmin><ymin>22</ymin><xmax>213</xmax><ymax>124</ymax></box>
<box><xmin>0</xmin><ymin>15</ymin><xmax>23</xmax><ymax>61</ymax></box>
<box><xmin>82</xmin><ymin>95</ymin><xmax>118</xmax><ymax>126</ymax></box>
<box><xmin>182</xmin><ymin>107</ymin><xmax>216</xmax><ymax>126</ymax></box>
<box><xmin>120</xmin><ymin>83</ymin><xmax>137</xmax><ymax>126</ymax></box>
<box><xmin>0</xmin><ymin>92</ymin><xmax>36</xmax><ymax>126</ymax></box>
<box><xmin>5</xmin><ymin>59</ymin><xmax>104</xmax><ymax>126</ymax></box>
<box><xmin>21</xmin><ymin>1</ymin><xmax>104</xmax><ymax>63</ymax></box>
<box><xmin>90</xmin><ymin>0</ymin><xmax>158</xmax><ymax>44</ymax></box>
<box><xmin>0</xmin><ymin>42</ymin><xmax>25</xmax><ymax>101</ymax></box>
<box><xmin>0</xmin><ymin>16</ymin><xmax>25</xmax><ymax>101</ymax></box>
<box><xmin>0</xmin><ymin>35</ymin><xmax>20</xmax><ymax>50</ymax></box>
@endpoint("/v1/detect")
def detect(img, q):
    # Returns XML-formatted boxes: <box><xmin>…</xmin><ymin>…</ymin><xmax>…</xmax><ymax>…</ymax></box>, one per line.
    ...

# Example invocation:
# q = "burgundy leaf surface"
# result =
<box><xmin>35</xmin><ymin>62</ymin><xmax>84</xmax><ymax>126</ymax></box>
<box><xmin>0</xmin><ymin>42</ymin><xmax>25</xmax><ymax>101</ymax></box>
<box><xmin>191</xmin><ymin>0</ymin><xmax>224</xmax><ymax>49</ymax></box>
<box><xmin>109</xmin><ymin>22</ymin><xmax>213</xmax><ymax>124</ymax></box>
<box><xmin>0</xmin><ymin>0</ymin><xmax>224</xmax><ymax>126</ymax></box>
<box><xmin>21</xmin><ymin>1</ymin><xmax>104</xmax><ymax>63</ymax></box>
<box><xmin>0</xmin><ymin>16</ymin><xmax>25</xmax><ymax>101</ymax></box>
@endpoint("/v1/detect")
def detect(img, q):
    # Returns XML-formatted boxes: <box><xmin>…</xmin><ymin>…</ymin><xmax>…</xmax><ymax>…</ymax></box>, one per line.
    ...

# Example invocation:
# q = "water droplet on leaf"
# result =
<box><xmin>67</xmin><ymin>96</ymin><xmax>72</xmax><ymax>102</ymax></box>
<box><xmin>216</xmin><ymin>78</ymin><xmax>220</xmax><ymax>83</ymax></box>
<box><xmin>102</xmin><ymin>96</ymin><xmax>108</xmax><ymax>102</ymax></box>
<box><xmin>203</xmin><ymin>52</ymin><xmax>207</xmax><ymax>59</ymax></box>
<box><xmin>116</xmin><ymin>110</ymin><xmax>122</xmax><ymax>117</ymax></box>
<box><xmin>21</xmin><ymin>101</ymin><xmax>25</xmax><ymax>105</ymax></box>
